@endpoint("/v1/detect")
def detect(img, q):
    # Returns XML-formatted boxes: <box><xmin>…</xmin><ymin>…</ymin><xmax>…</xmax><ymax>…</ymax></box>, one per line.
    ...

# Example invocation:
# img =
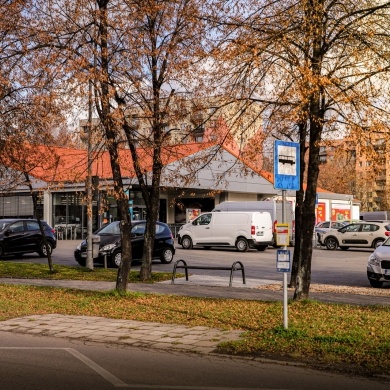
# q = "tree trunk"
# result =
<box><xmin>24</xmin><ymin>172</ymin><xmax>54</xmax><ymax>272</ymax></box>
<box><xmin>293</xmin><ymin>0</ymin><xmax>325</xmax><ymax>300</ymax></box>
<box><xmin>97</xmin><ymin>0</ymin><xmax>132</xmax><ymax>291</ymax></box>
<box><xmin>139</xmin><ymin>141</ymin><xmax>163</xmax><ymax>281</ymax></box>
<box><xmin>289</xmin><ymin>124</ymin><xmax>307</xmax><ymax>288</ymax></box>
<box><xmin>293</xmin><ymin>132</ymin><xmax>320</xmax><ymax>299</ymax></box>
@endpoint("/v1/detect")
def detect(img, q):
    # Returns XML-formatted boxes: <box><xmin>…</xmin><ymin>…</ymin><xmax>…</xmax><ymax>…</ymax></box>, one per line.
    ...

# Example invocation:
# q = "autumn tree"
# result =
<box><xmin>317</xmin><ymin>141</ymin><xmax>357</xmax><ymax>195</ymax></box>
<box><xmin>213</xmin><ymin>0</ymin><xmax>390</xmax><ymax>298</ymax></box>
<box><xmin>24</xmin><ymin>0</ymin><xmax>219</xmax><ymax>287</ymax></box>
<box><xmin>0</xmin><ymin>1</ymin><xmax>73</xmax><ymax>270</ymax></box>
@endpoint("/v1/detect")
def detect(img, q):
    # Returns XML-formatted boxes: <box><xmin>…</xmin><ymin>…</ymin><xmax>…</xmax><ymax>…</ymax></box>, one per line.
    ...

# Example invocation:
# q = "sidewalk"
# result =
<box><xmin>1</xmin><ymin>275</ymin><xmax>389</xmax><ymax>305</ymax></box>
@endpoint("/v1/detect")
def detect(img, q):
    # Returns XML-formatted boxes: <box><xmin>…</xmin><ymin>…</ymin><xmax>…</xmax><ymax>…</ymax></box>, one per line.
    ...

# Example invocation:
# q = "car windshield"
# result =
<box><xmin>98</xmin><ymin>222</ymin><xmax>120</xmax><ymax>235</ymax></box>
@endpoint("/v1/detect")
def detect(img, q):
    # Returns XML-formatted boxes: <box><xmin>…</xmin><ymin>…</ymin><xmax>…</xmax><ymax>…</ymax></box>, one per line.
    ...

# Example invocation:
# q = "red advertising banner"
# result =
<box><xmin>316</xmin><ymin>203</ymin><xmax>326</xmax><ymax>223</ymax></box>
<box><xmin>331</xmin><ymin>208</ymin><xmax>350</xmax><ymax>221</ymax></box>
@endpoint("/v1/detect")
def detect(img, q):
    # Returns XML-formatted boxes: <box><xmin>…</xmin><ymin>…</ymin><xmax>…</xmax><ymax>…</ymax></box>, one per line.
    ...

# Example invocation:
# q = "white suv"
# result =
<box><xmin>367</xmin><ymin>237</ymin><xmax>390</xmax><ymax>288</ymax></box>
<box><xmin>318</xmin><ymin>222</ymin><xmax>390</xmax><ymax>250</ymax></box>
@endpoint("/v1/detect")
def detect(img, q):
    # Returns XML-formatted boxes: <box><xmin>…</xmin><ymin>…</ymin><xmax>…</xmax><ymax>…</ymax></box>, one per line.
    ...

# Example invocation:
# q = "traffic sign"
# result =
<box><xmin>274</xmin><ymin>141</ymin><xmax>300</xmax><ymax>190</ymax></box>
<box><xmin>276</xmin><ymin>249</ymin><xmax>291</xmax><ymax>272</ymax></box>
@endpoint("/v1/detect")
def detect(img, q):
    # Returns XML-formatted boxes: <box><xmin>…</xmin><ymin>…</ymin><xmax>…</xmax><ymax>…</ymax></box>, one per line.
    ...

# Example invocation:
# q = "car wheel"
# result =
<box><xmin>373</xmin><ymin>239</ymin><xmax>384</xmax><ymax>249</ymax></box>
<box><xmin>256</xmin><ymin>245</ymin><xmax>267</xmax><ymax>251</ymax></box>
<box><xmin>111</xmin><ymin>250</ymin><xmax>122</xmax><ymax>268</ymax></box>
<box><xmin>236</xmin><ymin>237</ymin><xmax>248</xmax><ymax>252</ymax></box>
<box><xmin>369</xmin><ymin>279</ymin><xmax>383</xmax><ymax>288</ymax></box>
<box><xmin>181</xmin><ymin>236</ymin><xmax>193</xmax><ymax>249</ymax></box>
<box><xmin>38</xmin><ymin>241</ymin><xmax>53</xmax><ymax>257</ymax></box>
<box><xmin>160</xmin><ymin>247</ymin><xmax>174</xmax><ymax>264</ymax></box>
<box><xmin>339</xmin><ymin>246</ymin><xmax>349</xmax><ymax>251</ymax></box>
<box><xmin>325</xmin><ymin>237</ymin><xmax>338</xmax><ymax>250</ymax></box>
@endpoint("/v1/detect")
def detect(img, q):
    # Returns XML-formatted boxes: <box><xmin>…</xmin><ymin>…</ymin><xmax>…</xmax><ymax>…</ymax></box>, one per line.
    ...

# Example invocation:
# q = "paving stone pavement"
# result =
<box><xmin>0</xmin><ymin>314</ymin><xmax>243</xmax><ymax>354</ymax></box>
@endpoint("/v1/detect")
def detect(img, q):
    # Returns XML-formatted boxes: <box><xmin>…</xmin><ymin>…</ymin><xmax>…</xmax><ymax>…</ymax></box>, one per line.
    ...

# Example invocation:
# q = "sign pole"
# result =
<box><xmin>282</xmin><ymin>189</ymin><xmax>288</xmax><ymax>329</ymax></box>
<box><xmin>274</xmin><ymin>140</ymin><xmax>300</xmax><ymax>330</ymax></box>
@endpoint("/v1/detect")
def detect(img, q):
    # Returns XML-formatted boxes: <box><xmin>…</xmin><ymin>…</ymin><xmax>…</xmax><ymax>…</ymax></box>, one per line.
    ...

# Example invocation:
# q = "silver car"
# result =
<box><xmin>367</xmin><ymin>238</ymin><xmax>390</xmax><ymax>288</ymax></box>
<box><xmin>318</xmin><ymin>222</ymin><xmax>390</xmax><ymax>251</ymax></box>
<box><xmin>314</xmin><ymin>221</ymin><xmax>348</xmax><ymax>242</ymax></box>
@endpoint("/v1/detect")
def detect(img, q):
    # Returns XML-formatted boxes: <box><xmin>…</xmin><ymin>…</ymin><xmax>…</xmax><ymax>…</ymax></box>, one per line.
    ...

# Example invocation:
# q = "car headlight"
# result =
<box><xmin>100</xmin><ymin>243</ymin><xmax>117</xmax><ymax>252</ymax></box>
<box><xmin>368</xmin><ymin>253</ymin><xmax>380</xmax><ymax>266</ymax></box>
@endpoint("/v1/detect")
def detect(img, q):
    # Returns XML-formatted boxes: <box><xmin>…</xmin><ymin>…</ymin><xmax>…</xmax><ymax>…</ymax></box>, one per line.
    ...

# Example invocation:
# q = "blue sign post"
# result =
<box><xmin>274</xmin><ymin>140</ymin><xmax>300</xmax><ymax>329</ymax></box>
<box><xmin>274</xmin><ymin>141</ymin><xmax>300</xmax><ymax>190</ymax></box>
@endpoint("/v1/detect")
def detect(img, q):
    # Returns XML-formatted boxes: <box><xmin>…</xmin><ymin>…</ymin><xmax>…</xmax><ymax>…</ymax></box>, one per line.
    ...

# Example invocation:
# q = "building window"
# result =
<box><xmin>0</xmin><ymin>194</ymin><xmax>35</xmax><ymax>218</ymax></box>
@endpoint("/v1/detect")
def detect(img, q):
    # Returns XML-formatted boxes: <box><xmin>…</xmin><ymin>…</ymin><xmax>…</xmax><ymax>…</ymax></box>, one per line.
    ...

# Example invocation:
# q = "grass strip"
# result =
<box><xmin>0</xmin><ymin>261</ymin><xmax>173</xmax><ymax>282</ymax></box>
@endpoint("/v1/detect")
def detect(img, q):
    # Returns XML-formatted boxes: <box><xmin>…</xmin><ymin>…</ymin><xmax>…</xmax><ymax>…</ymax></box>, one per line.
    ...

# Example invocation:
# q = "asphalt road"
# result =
<box><xmin>9</xmin><ymin>239</ymin><xmax>377</xmax><ymax>289</ymax></box>
<box><xmin>0</xmin><ymin>331</ymin><xmax>388</xmax><ymax>390</ymax></box>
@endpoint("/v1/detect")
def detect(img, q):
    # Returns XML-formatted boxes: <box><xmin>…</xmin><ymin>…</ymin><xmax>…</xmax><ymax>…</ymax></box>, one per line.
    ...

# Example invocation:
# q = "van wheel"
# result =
<box><xmin>256</xmin><ymin>245</ymin><xmax>267</xmax><ymax>251</ymax></box>
<box><xmin>181</xmin><ymin>236</ymin><xmax>193</xmax><ymax>249</ymax></box>
<box><xmin>235</xmin><ymin>237</ymin><xmax>248</xmax><ymax>252</ymax></box>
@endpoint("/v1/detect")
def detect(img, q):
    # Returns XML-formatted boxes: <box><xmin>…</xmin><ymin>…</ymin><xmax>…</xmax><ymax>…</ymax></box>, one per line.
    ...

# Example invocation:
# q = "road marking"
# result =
<box><xmin>0</xmin><ymin>347</ymin><xmax>128</xmax><ymax>387</ymax></box>
<box><xmin>0</xmin><ymin>348</ymin><xmax>290</xmax><ymax>389</ymax></box>
<box><xmin>65</xmin><ymin>348</ymin><xmax>129</xmax><ymax>387</ymax></box>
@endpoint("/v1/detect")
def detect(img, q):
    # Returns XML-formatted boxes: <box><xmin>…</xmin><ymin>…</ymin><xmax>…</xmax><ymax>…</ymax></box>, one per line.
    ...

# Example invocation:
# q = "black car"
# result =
<box><xmin>74</xmin><ymin>220</ymin><xmax>175</xmax><ymax>267</ymax></box>
<box><xmin>0</xmin><ymin>218</ymin><xmax>57</xmax><ymax>257</ymax></box>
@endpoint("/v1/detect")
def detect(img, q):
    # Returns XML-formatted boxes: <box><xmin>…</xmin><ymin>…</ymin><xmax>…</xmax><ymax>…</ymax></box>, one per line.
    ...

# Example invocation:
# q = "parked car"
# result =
<box><xmin>74</xmin><ymin>220</ymin><xmax>175</xmax><ymax>267</ymax></box>
<box><xmin>0</xmin><ymin>218</ymin><xmax>57</xmax><ymax>257</ymax></box>
<box><xmin>318</xmin><ymin>221</ymin><xmax>390</xmax><ymax>250</ymax></box>
<box><xmin>367</xmin><ymin>237</ymin><xmax>390</xmax><ymax>288</ymax></box>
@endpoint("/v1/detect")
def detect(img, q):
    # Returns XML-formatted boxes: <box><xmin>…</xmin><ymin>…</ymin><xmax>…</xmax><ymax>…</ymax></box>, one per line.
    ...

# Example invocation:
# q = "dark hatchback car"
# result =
<box><xmin>74</xmin><ymin>220</ymin><xmax>175</xmax><ymax>267</ymax></box>
<box><xmin>0</xmin><ymin>218</ymin><xmax>57</xmax><ymax>257</ymax></box>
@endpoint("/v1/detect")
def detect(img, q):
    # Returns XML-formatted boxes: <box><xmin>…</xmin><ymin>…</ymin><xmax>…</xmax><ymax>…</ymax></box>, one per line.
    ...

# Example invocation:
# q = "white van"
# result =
<box><xmin>212</xmin><ymin>201</ymin><xmax>294</xmax><ymax>246</ymax></box>
<box><xmin>177</xmin><ymin>211</ymin><xmax>273</xmax><ymax>252</ymax></box>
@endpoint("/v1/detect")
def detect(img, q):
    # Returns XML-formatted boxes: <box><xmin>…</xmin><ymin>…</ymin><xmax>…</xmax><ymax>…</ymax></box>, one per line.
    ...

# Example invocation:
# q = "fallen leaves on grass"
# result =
<box><xmin>257</xmin><ymin>283</ymin><xmax>390</xmax><ymax>296</ymax></box>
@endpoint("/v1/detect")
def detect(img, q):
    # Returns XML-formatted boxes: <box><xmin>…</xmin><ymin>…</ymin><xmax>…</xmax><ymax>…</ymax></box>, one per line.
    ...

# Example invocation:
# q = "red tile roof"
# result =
<box><xmin>10</xmin><ymin>139</ymin><xmax>333</xmax><ymax>194</ymax></box>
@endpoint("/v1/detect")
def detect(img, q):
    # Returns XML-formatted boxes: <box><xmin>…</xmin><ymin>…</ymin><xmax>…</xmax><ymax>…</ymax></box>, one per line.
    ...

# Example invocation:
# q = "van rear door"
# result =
<box><xmin>251</xmin><ymin>212</ymin><xmax>273</xmax><ymax>243</ymax></box>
